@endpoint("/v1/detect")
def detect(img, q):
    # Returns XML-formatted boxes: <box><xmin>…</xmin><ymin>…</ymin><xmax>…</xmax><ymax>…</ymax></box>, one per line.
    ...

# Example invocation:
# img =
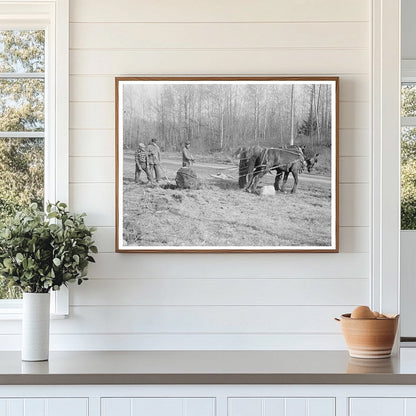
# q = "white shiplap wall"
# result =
<box><xmin>55</xmin><ymin>0</ymin><xmax>371</xmax><ymax>350</ymax></box>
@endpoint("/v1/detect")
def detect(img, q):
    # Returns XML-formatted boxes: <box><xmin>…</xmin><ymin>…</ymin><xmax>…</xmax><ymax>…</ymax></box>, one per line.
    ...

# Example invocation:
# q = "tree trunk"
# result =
<box><xmin>290</xmin><ymin>84</ymin><xmax>295</xmax><ymax>145</ymax></box>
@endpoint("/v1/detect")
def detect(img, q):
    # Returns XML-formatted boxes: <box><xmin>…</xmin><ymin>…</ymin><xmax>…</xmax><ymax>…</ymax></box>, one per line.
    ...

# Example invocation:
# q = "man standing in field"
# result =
<box><xmin>135</xmin><ymin>142</ymin><xmax>153</xmax><ymax>184</ymax></box>
<box><xmin>182</xmin><ymin>141</ymin><xmax>195</xmax><ymax>167</ymax></box>
<box><xmin>147</xmin><ymin>138</ymin><xmax>162</xmax><ymax>182</ymax></box>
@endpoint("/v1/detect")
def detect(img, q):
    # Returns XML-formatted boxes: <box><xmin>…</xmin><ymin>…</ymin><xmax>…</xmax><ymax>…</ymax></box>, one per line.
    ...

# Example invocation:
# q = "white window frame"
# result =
<box><xmin>399</xmin><ymin>60</ymin><xmax>416</xmax><ymax>341</ymax></box>
<box><xmin>371</xmin><ymin>0</ymin><xmax>401</xmax><ymax>322</ymax></box>
<box><xmin>0</xmin><ymin>0</ymin><xmax>69</xmax><ymax>317</ymax></box>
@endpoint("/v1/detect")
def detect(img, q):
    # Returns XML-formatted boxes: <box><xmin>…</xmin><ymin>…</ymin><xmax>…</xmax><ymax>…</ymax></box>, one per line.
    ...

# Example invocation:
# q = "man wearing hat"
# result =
<box><xmin>147</xmin><ymin>138</ymin><xmax>162</xmax><ymax>182</ymax></box>
<box><xmin>182</xmin><ymin>141</ymin><xmax>195</xmax><ymax>167</ymax></box>
<box><xmin>135</xmin><ymin>142</ymin><xmax>153</xmax><ymax>183</ymax></box>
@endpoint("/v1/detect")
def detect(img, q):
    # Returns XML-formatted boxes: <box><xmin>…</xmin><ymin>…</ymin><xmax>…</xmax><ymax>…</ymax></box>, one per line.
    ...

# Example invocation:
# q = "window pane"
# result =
<box><xmin>0</xmin><ymin>138</ymin><xmax>44</xmax><ymax>300</ymax></box>
<box><xmin>0</xmin><ymin>30</ymin><xmax>45</xmax><ymax>73</ymax></box>
<box><xmin>0</xmin><ymin>78</ymin><xmax>44</xmax><ymax>131</ymax></box>
<box><xmin>401</xmin><ymin>127</ymin><xmax>416</xmax><ymax>230</ymax></box>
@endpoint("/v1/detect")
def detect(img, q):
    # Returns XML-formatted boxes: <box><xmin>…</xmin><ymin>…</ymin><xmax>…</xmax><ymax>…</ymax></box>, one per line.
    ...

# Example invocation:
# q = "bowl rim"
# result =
<box><xmin>340</xmin><ymin>313</ymin><xmax>399</xmax><ymax>320</ymax></box>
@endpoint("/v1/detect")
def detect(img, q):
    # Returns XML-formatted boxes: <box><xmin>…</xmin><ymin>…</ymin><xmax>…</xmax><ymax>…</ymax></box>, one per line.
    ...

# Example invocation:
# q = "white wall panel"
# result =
<box><xmin>51</xmin><ymin>305</ymin><xmax>354</xmax><ymax>334</ymax></box>
<box><xmin>70</xmin><ymin>103</ymin><xmax>114</xmax><ymax>129</ymax></box>
<box><xmin>0</xmin><ymin>332</ymin><xmax>347</xmax><ymax>350</ymax></box>
<box><xmin>339</xmin><ymin>129</ymin><xmax>369</xmax><ymax>157</ymax></box>
<box><xmin>339</xmin><ymin>184</ymin><xmax>369</xmax><ymax>227</ymax></box>
<box><xmin>86</xmin><ymin>253</ymin><xmax>369</xmax><ymax>279</ymax></box>
<box><xmin>69</xmin><ymin>157</ymin><xmax>114</xmax><ymax>183</ymax></box>
<box><xmin>70</xmin><ymin>22</ymin><xmax>368</xmax><ymax>50</ymax></box>
<box><xmin>69</xmin><ymin>129</ymin><xmax>114</xmax><ymax>157</ymax></box>
<box><xmin>70</xmin><ymin>278</ymin><xmax>368</xmax><ymax>306</ymax></box>
<box><xmin>70</xmin><ymin>75</ymin><xmax>114</xmax><ymax>102</ymax></box>
<box><xmin>339</xmin><ymin>157</ymin><xmax>369</xmax><ymax>183</ymax></box>
<box><xmin>62</xmin><ymin>0</ymin><xmax>372</xmax><ymax>350</ymax></box>
<box><xmin>339</xmin><ymin>227</ymin><xmax>369</xmax><ymax>253</ymax></box>
<box><xmin>69</xmin><ymin>183</ymin><xmax>114</xmax><ymax>226</ymax></box>
<box><xmin>339</xmin><ymin>102</ymin><xmax>369</xmax><ymax>129</ymax></box>
<box><xmin>70</xmin><ymin>49</ymin><xmax>368</xmax><ymax>76</ymax></box>
<box><xmin>70</xmin><ymin>0</ymin><xmax>369</xmax><ymax>23</ymax></box>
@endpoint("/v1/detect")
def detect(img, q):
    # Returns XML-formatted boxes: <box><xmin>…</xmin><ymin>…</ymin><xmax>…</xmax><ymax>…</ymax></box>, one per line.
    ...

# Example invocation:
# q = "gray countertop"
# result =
<box><xmin>2</xmin><ymin>349</ymin><xmax>416</xmax><ymax>385</ymax></box>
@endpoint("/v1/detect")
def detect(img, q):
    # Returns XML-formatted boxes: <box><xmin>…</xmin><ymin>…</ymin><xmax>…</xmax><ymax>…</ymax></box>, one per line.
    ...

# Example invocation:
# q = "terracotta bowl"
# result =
<box><xmin>337</xmin><ymin>313</ymin><xmax>399</xmax><ymax>359</ymax></box>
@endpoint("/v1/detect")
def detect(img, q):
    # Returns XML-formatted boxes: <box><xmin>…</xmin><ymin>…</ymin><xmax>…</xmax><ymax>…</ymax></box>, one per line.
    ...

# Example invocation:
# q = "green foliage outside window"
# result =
<box><xmin>401</xmin><ymin>83</ymin><xmax>416</xmax><ymax>230</ymax></box>
<box><xmin>0</xmin><ymin>30</ymin><xmax>45</xmax><ymax>299</ymax></box>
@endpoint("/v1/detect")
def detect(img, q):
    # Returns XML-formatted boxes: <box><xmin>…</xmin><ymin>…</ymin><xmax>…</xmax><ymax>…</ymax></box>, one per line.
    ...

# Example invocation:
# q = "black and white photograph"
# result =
<box><xmin>116</xmin><ymin>77</ymin><xmax>338</xmax><ymax>252</ymax></box>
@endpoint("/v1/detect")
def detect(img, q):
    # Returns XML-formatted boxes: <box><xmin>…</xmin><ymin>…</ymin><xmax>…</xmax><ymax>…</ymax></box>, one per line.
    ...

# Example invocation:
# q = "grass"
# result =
<box><xmin>122</xmin><ymin>153</ymin><xmax>332</xmax><ymax>247</ymax></box>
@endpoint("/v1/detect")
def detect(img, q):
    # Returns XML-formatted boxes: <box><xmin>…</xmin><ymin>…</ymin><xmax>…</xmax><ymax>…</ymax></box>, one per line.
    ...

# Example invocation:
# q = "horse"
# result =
<box><xmin>305</xmin><ymin>153</ymin><xmax>319</xmax><ymax>172</ymax></box>
<box><xmin>245</xmin><ymin>147</ymin><xmax>305</xmax><ymax>194</ymax></box>
<box><xmin>274</xmin><ymin>158</ymin><xmax>304</xmax><ymax>193</ymax></box>
<box><xmin>236</xmin><ymin>145</ymin><xmax>264</xmax><ymax>189</ymax></box>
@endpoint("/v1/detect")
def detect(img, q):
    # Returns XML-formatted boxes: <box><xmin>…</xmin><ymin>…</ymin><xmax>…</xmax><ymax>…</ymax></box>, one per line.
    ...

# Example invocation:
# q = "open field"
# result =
<box><xmin>121</xmin><ymin>152</ymin><xmax>333</xmax><ymax>248</ymax></box>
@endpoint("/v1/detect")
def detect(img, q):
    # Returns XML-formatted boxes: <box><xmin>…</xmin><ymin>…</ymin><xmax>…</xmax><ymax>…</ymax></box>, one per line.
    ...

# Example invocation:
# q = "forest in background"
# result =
<box><xmin>122</xmin><ymin>82</ymin><xmax>333</xmax><ymax>154</ymax></box>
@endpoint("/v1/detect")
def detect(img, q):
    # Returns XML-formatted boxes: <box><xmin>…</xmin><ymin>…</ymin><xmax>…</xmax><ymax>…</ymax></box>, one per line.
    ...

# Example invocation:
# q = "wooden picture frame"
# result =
<box><xmin>115</xmin><ymin>77</ymin><xmax>339</xmax><ymax>253</ymax></box>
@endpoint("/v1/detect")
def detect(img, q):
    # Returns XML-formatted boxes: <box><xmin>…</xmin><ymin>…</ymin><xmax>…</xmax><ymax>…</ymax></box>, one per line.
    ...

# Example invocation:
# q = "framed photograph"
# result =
<box><xmin>115</xmin><ymin>77</ymin><xmax>339</xmax><ymax>253</ymax></box>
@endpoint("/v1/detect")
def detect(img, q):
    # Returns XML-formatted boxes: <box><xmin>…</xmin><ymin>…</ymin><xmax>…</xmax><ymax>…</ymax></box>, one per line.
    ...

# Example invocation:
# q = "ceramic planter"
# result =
<box><xmin>22</xmin><ymin>293</ymin><xmax>50</xmax><ymax>361</ymax></box>
<box><xmin>337</xmin><ymin>313</ymin><xmax>399</xmax><ymax>359</ymax></box>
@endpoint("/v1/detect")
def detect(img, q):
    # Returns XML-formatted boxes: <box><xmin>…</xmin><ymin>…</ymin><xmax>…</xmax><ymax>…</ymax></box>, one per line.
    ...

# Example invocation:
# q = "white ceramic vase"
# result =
<box><xmin>22</xmin><ymin>292</ymin><xmax>50</xmax><ymax>361</ymax></box>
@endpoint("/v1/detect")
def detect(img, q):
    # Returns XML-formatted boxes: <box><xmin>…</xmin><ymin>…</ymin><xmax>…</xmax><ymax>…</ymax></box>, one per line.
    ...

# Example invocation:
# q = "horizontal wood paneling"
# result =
<box><xmin>70</xmin><ymin>278</ymin><xmax>368</xmax><ymax>306</ymax></box>
<box><xmin>69</xmin><ymin>157</ymin><xmax>114</xmax><ymax>183</ymax></box>
<box><xmin>70</xmin><ymin>0</ymin><xmax>369</xmax><ymax>23</ymax></box>
<box><xmin>91</xmin><ymin>225</ymin><xmax>369</xmax><ymax>254</ymax></box>
<box><xmin>56</xmin><ymin>305</ymin><xmax>352</xmax><ymax>334</ymax></box>
<box><xmin>60</xmin><ymin>0</ymin><xmax>373</xmax><ymax>351</ymax></box>
<box><xmin>70</xmin><ymin>22</ymin><xmax>368</xmax><ymax>50</ymax></box>
<box><xmin>70</xmin><ymin>103</ymin><xmax>113</xmax><ymax>129</ymax></box>
<box><xmin>69</xmin><ymin>102</ymin><xmax>368</xmax><ymax>130</ymax></box>
<box><xmin>0</xmin><ymin>333</ymin><xmax>347</xmax><ymax>350</ymax></box>
<box><xmin>0</xmin><ymin>306</ymin><xmax>353</xmax><ymax>335</ymax></box>
<box><xmin>339</xmin><ymin>129</ymin><xmax>369</xmax><ymax>157</ymax></box>
<box><xmin>86</xmin><ymin>253</ymin><xmax>369</xmax><ymax>279</ymax></box>
<box><xmin>70</xmin><ymin>49</ymin><xmax>368</xmax><ymax>76</ymax></box>
<box><xmin>91</xmin><ymin>227</ymin><xmax>115</xmax><ymax>253</ymax></box>
<box><xmin>69</xmin><ymin>75</ymin><xmax>369</xmax><ymax>103</ymax></box>
<box><xmin>339</xmin><ymin>157</ymin><xmax>369</xmax><ymax>183</ymax></box>
<box><xmin>339</xmin><ymin>227</ymin><xmax>369</xmax><ymax>253</ymax></box>
<box><xmin>69</xmin><ymin>130</ymin><xmax>114</xmax><ymax>157</ymax></box>
<box><xmin>69</xmin><ymin>183</ymin><xmax>114</xmax><ymax>226</ymax></box>
<box><xmin>339</xmin><ymin>184</ymin><xmax>369</xmax><ymax>227</ymax></box>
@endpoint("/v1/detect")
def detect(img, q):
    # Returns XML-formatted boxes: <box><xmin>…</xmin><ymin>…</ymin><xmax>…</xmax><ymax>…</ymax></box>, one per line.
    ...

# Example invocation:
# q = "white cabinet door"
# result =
<box><xmin>0</xmin><ymin>398</ymin><xmax>88</xmax><ymax>416</ymax></box>
<box><xmin>228</xmin><ymin>398</ymin><xmax>335</xmax><ymax>416</ymax></box>
<box><xmin>101</xmin><ymin>398</ymin><xmax>215</xmax><ymax>416</ymax></box>
<box><xmin>350</xmin><ymin>398</ymin><xmax>416</xmax><ymax>416</ymax></box>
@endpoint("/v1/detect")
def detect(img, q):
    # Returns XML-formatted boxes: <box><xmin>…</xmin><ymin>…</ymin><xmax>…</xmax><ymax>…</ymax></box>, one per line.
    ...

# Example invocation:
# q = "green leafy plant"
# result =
<box><xmin>0</xmin><ymin>202</ymin><xmax>97</xmax><ymax>293</ymax></box>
